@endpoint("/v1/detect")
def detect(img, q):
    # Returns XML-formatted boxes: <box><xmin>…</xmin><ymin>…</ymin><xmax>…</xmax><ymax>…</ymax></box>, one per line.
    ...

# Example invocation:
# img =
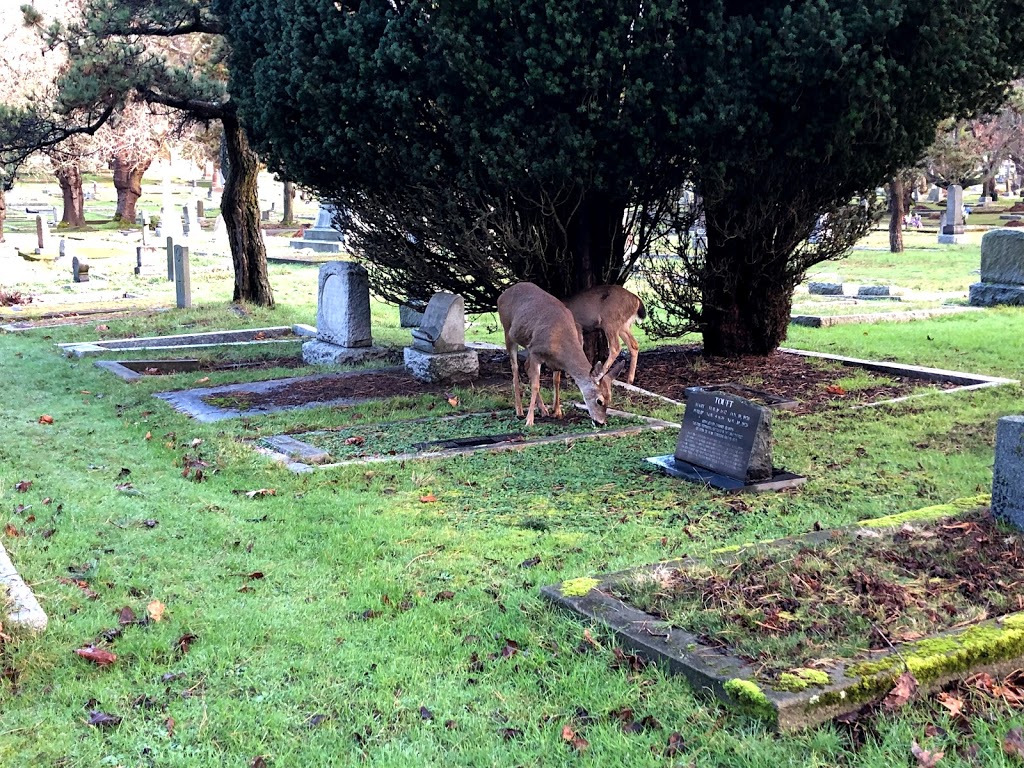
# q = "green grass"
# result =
<box><xmin>2</xmin><ymin>193</ymin><xmax>1024</xmax><ymax>766</ymax></box>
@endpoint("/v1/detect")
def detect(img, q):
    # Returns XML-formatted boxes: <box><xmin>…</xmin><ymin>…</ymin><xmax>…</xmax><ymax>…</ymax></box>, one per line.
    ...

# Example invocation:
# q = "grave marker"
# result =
<box><xmin>35</xmin><ymin>215</ymin><xmax>48</xmax><ymax>254</ymax></box>
<box><xmin>646</xmin><ymin>389</ymin><xmax>804</xmax><ymax>491</ymax></box>
<box><xmin>173</xmin><ymin>245</ymin><xmax>191</xmax><ymax>308</ymax></box>
<box><xmin>166</xmin><ymin>236</ymin><xmax>175</xmax><ymax>281</ymax></box>
<box><xmin>290</xmin><ymin>202</ymin><xmax>343</xmax><ymax>253</ymax></box>
<box><xmin>992</xmin><ymin>415</ymin><xmax>1024</xmax><ymax>531</ymax></box>
<box><xmin>938</xmin><ymin>184</ymin><xmax>966</xmax><ymax>244</ymax></box>
<box><xmin>969</xmin><ymin>229</ymin><xmax>1024</xmax><ymax>306</ymax></box>
<box><xmin>301</xmin><ymin>261</ymin><xmax>391</xmax><ymax>365</ymax></box>
<box><xmin>403</xmin><ymin>292</ymin><xmax>479</xmax><ymax>383</ymax></box>
<box><xmin>72</xmin><ymin>256</ymin><xmax>90</xmax><ymax>283</ymax></box>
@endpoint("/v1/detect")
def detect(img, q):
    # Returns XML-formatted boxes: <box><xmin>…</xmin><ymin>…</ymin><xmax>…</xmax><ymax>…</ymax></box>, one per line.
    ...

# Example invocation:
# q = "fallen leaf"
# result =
<box><xmin>883</xmin><ymin>671</ymin><xmax>919</xmax><ymax>711</ymax></box>
<box><xmin>147</xmin><ymin>600</ymin><xmax>166</xmax><ymax>623</ymax></box>
<box><xmin>519</xmin><ymin>556</ymin><xmax>541</xmax><ymax>569</ymax></box>
<box><xmin>825</xmin><ymin>384</ymin><xmax>847</xmax><ymax>396</ymax></box>
<box><xmin>306</xmin><ymin>713</ymin><xmax>329</xmax><ymax>729</ymax></box>
<box><xmin>561</xmin><ymin>724</ymin><xmax>589</xmax><ymax>753</ymax></box>
<box><xmin>419</xmin><ymin>706</ymin><xmax>434</xmax><ymax>721</ymax></box>
<box><xmin>14</xmin><ymin>481</ymin><xmax>31</xmax><ymax>493</ymax></box>
<box><xmin>1005</xmin><ymin>727</ymin><xmax>1024</xmax><ymax>758</ymax></box>
<box><xmin>499</xmin><ymin>727</ymin><xmax>524</xmax><ymax>741</ymax></box>
<box><xmin>911</xmin><ymin>740</ymin><xmax>944</xmax><ymax>767</ymax></box>
<box><xmin>936</xmin><ymin>692</ymin><xmax>964</xmax><ymax>718</ymax></box>
<box><xmin>117</xmin><ymin>606</ymin><xmax>137</xmax><ymax>625</ymax></box>
<box><xmin>447</xmin><ymin>396</ymin><xmax>459</xmax><ymax>407</ymax></box>
<box><xmin>4</xmin><ymin>524</ymin><xmax>20</xmax><ymax>538</ymax></box>
<box><xmin>38</xmin><ymin>415</ymin><xmax>54</xmax><ymax>425</ymax></box>
<box><xmin>419</xmin><ymin>493</ymin><xmax>438</xmax><ymax>503</ymax></box>
<box><xmin>195</xmin><ymin>377</ymin><xmax>210</xmax><ymax>384</ymax></box>
<box><xmin>145</xmin><ymin>431</ymin><xmax>152</xmax><ymax>440</ymax></box>
<box><xmin>174</xmin><ymin>632</ymin><xmax>197</xmax><ymax>655</ymax></box>
<box><xmin>58</xmin><ymin>577</ymin><xmax>99</xmax><ymax>600</ymax></box>
<box><xmin>433</xmin><ymin>590</ymin><xmax>455</xmax><ymax>603</ymax></box>
<box><xmin>665</xmin><ymin>731</ymin><xmax>685</xmax><ymax>757</ymax></box>
<box><xmin>165</xmin><ymin>716</ymin><xmax>175</xmax><ymax>737</ymax></box>
<box><xmin>250</xmin><ymin>757</ymin><xmax>268</xmax><ymax>768</ymax></box>
<box><xmin>345</xmin><ymin>436</ymin><xmax>365</xmax><ymax>446</ymax></box>
<box><xmin>74</xmin><ymin>646</ymin><xmax>117</xmax><ymax>667</ymax></box>
<box><xmin>245</xmin><ymin>571</ymin><xmax>265</xmax><ymax>580</ymax></box>
<box><xmin>86</xmin><ymin>710</ymin><xmax>121</xmax><ymax>728</ymax></box>
<box><xmin>95</xmin><ymin>324</ymin><xmax>109</xmax><ymax>332</ymax></box>
<box><xmin>246</xmin><ymin>488</ymin><xmax>276</xmax><ymax>499</ymax></box>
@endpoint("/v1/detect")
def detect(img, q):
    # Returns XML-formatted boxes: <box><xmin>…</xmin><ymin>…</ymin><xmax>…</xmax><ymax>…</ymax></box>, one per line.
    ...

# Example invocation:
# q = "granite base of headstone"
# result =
<box><xmin>399</xmin><ymin>300</ymin><xmax>427</xmax><ymax>328</ymax></box>
<box><xmin>403</xmin><ymin>292</ymin><xmax>479</xmax><ymax>383</ymax></box>
<box><xmin>808</xmin><ymin>282</ymin><xmax>843</xmax><ymax>296</ymax></box>
<box><xmin>301</xmin><ymin>261</ymin><xmax>391</xmax><ymax>365</ymax></box>
<box><xmin>969</xmin><ymin>228</ymin><xmax>1024</xmax><ymax>306</ymax></box>
<box><xmin>992</xmin><ymin>415</ymin><xmax>1024</xmax><ymax>531</ymax></box>
<box><xmin>645</xmin><ymin>389</ymin><xmax>805</xmax><ymax>492</ymax></box>
<box><xmin>290</xmin><ymin>202</ymin><xmax>343</xmax><ymax>253</ymax></box>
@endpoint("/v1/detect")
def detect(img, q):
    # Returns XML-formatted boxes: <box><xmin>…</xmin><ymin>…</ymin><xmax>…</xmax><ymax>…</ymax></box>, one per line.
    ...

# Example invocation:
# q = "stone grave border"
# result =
<box><xmin>541</xmin><ymin>496</ymin><xmax>1024</xmax><ymax>732</ymax></box>
<box><xmin>0</xmin><ymin>540</ymin><xmax>48</xmax><ymax>633</ymax></box>
<box><xmin>615</xmin><ymin>347</ymin><xmax>1017</xmax><ymax>411</ymax></box>
<box><xmin>95</xmin><ymin>358</ymin><xmax>203</xmax><ymax>383</ymax></box>
<box><xmin>58</xmin><ymin>324</ymin><xmax>316</xmax><ymax>357</ymax></box>
<box><xmin>790</xmin><ymin>305</ymin><xmax>982</xmax><ymax>328</ymax></box>
<box><xmin>255</xmin><ymin>406</ymin><xmax>680</xmax><ymax>473</ymax></box>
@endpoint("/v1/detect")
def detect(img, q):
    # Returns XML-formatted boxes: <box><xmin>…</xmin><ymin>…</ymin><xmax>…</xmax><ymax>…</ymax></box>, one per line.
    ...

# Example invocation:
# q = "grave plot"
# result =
<box><xmin>259</xmin><ymin>407</ymin><xmax>677</xmax><ymax>470</ymax></box>
<box><xmin>58</xmin><ymin>324</ymin><xmax>316</xmax><ymax>357</ymax></box>
<box><xmin>542</xmin><ymin>497</ymin><xmax>1024</xmax><ymax>731</ymax></box>
<box><xmin>623</xmin><ymin>345</ymin><xmax>1016</xmax><ymax>413</ymax></box>
<box><xmin>95</xmin><ymin>354</ymin><xmax>308</xmax><ymax>382</ymax></box>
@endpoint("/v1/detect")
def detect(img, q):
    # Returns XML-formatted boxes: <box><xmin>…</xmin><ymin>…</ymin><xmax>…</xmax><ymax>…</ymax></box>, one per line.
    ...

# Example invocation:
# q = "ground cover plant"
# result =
<box><xmin>612</xmin><ymin>506</ymin><xmax>1023</xmax><ymax>684</ymax></box>
<box><xmin>2</xmin><ymin>190</ymin><xmax>1024</xmax><ymax>765</ymax></box>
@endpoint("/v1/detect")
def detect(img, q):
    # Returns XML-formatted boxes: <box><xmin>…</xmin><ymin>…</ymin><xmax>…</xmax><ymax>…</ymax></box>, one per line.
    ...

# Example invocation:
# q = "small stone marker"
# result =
<box><xmin>58</xmin><ymin>238</ymin><xmax>67</xmax><ymax>261</ymax></box>
<box><xmin>173</xmin><ymin>245</ymin><xmax>191</xmax><ymax>308</ymax></box>
<box><xmin>166</xmin><ymin>236</ymin><xmax>175</xmax><ymax>281</ymax></box>
<box><xmin>992</xmin><ymin>416</ymin><xmax>1024</xmax><ymax>531</ymax></box>
<box><xmin>403</xmin><ymin>292</ymin><xmax>480</xmax><ymax>383</ymax></box>
<box><xmin>646</xmin><ymin>389</ymin><xmax>805</xmax><ymax>491</ymax></box>
<box><xmin>301</xmin><ymin>261</ymin><xmax>391</xmax><ymax>365</ymax></box>
<box><xmin>808</xmin><ymin>281</ymin><xmax>843</xmax><ymax>296</ymax></box>
<box><xmin>35</xmin><ymin>215</ymin><xmax>48</xmax><ymax>254</ymax></box>
<box><xmin>969</xmin><ymin>229</ymin><xmax>1024</xmax><ymax>306</ymax></box>
<box><xmin>182</xmin><ymin>204</ymin><xmax>192</xmax><ymax>236</ymax></box>
<box><xmin>927</xmin><ymin>186</ymin><xmax>940</xmax><ymax>203</ymax></box>
<box><xmin>72</xmin><ymin>256</ymin><xmax>90</xmax><ymax>283</ymax></box>
<box><xmin>290</xmin><ymin>201</ymin><xmax>343</xmax><ymax>253</ymax></box>
<box><xmin>196</xmin><ymin>200</ymin><xmax>204</xmax><ymax>219</ymax></box>
<box><xmin>938</xmin><ymin>184</ymin><xmax>966</xmax><ymax>244</ymax></box>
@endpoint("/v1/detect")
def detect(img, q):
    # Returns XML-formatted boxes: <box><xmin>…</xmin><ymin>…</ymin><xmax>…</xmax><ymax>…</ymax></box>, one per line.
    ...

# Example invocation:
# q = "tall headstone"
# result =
<box><xmin>301</xmin><ymin>262</ymin><xmax>391</xmax><ymax>365</ymax></box>
<box><xmin>969</xmin><ymin>228</ymin><xmax>1024</xmax><ymax>306</ymax></box>
<box><xmin>34</xmin><ymin>215</ymin><xmax>48</xmax><ymax>254</ymax></box>
<box><xmin>173</xmin><ymin>245</ymin><xmax>191</xmax><ymax>308</ymax></box>
<box><xmin>290</xmin><ymin>202</ymin><xmax>343</xmax><ymax>253</ymax></box>
<box><xmin>403</xmin><ymin>292</ymin><xmax>479</xmax><ymax>383</ymax></box>
<box><xmin>938</xmin><ymin>184</ymin><xmax>965</xmax><ymax>244</ymax></box>
<box><xmin>182</xmin><ymin>204</ymin><xmax>192</xmax><ymax>237</ymax></box>
<box><xmin>166</xmin><ymin>236</ymin><xmax>175</xmax><ymax>281</ymax></box>
<box><xmin>645</xmin><ymin>390</ymin><xmax>805</xmax><ymax>491</ymax></box>
<box><xmin>992</xmin><ymin>416</ymin><xmax>1024</xmax><ymax>531</ymax></box>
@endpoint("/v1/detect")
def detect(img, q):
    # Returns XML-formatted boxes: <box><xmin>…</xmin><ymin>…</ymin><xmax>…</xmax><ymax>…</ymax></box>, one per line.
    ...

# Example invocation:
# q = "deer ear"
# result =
<box><xmin>601</xmin><ymin>357</ymin><xmax>627</xmax><ymax>382</ymax></box>
<box><xmin>590</xmin><ymin>360</ymin><xmax>604</xmax><ymax>378</ymax></box>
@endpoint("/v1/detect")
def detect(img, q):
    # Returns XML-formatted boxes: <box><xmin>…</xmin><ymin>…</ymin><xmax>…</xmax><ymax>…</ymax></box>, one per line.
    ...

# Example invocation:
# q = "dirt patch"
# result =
<box><xmin>134</xmin><ymin>357</ymin><xmax>308</xmax><ymax>375</ymax></box>
<box><xmin>631</xmin><ymin>345</ymin><xmax>956</xmax><ymax>413</ymax></box>
<box><xmin>611</xmin><ymin>508</ymin><xmax>1023</xmax><ymax>683</ymax></box>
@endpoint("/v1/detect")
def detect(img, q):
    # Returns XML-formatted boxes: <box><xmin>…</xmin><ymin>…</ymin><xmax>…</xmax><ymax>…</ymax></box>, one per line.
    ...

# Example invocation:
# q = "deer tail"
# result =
<box><xmin>636</xmin><ymin>298</ymin><xmax>647</xmax><ymax>321</ymax></box>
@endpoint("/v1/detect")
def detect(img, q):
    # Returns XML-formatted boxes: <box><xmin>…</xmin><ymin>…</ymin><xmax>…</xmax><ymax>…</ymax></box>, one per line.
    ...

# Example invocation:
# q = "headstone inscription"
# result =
<box><xmin>992</xmin><ymin>415</ymin><xmax>1024</xmax><ymax>531</ymax></box>
<box><xmin>645</xmin><ymin>390</ymin><xmax>805</xmax><ymax>491</ymax></box>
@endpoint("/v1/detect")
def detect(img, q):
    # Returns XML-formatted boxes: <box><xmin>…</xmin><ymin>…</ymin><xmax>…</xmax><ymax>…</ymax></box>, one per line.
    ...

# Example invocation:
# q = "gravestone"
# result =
<box><xmin>34</xmin><ymin>215</ymin><xmax>48</xmax><ymax>254</ymax></box>
<box><xmin>302</xmin><ymin>261</ymin><xmax>391</xmax><ymax>365</ymax></box>
<box><xmin>290</xmin><ymin>202</ymin><xmax>343</xmax><ymax>253</ymax></box>
<box><xmin>808</xmin><ymin>281</ymin><xmax>843</xmax><ymax>296</ymax></box>
<box><xmin>645</xmin><ymin>389</ymin><xmax>805</xmax><ymax>491</ymax></box>
<box><xmin>969</xmin><ymin>229</ymin><xmax>1024</xmax><ymax>306</ymax></box>
<box><xmin>938</xmin><ymin>185</ymin><xmax>965</xmax><ymax>244</ymax></box>
<box><xmin>72</xmin><ymin>256</ymin><xmax>90</xmax><ymax>283</ymax></box>
<box><xmin>403</xmin><ymin>292</ymin><xmax>479</xmax><ymax>383</ymax></box>
<box><xmin>182</xmin><ymin>204</ymin><xmax>192</xmax><ymax>237</ymax></box>
<box><xmin>166</xmin><ymin>236</ymin><xmax>175</xmax><ymax>281</ymax></box>
<box><xmin>927</xmin><ymin>186</ymin><xmax>941</xmax><ymax>203</ymax></box>
<box><xmin>992</xmin><ymin>415</ymin><xmax>1024</xmax><ymax>531</ymax></box>
<box><xmin>57</xmin><ymin>239</ymin><xmax>67</xmax><ymax>261</ymax></box>
<box><xmin>196</xmin><ymin>200</ymin><xmax>204</xmax><ymax>219</ymax></box>
<box><xmin>173</xmin><ymin>245</ymin><xmax>191</xmax><ymax>308</ymax></box>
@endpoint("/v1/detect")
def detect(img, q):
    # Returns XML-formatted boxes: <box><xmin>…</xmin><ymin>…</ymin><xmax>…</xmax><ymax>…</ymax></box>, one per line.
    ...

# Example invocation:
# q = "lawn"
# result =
<box><xmin>1</xmin><ymin>185</ymin><xmax>1024</xmax><ymax>767</ymax></box>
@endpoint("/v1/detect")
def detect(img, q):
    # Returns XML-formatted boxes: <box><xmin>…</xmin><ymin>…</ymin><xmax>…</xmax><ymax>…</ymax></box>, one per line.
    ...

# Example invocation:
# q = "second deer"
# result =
<box><xmin>497</xmin><ymin>282</ymin><xmax>621</xmax><ymax>427</ymax></box>
<box><xmin>564</xmin><ymin>284</ymin><xmax>645</xmax><ymax>385</ymax></box>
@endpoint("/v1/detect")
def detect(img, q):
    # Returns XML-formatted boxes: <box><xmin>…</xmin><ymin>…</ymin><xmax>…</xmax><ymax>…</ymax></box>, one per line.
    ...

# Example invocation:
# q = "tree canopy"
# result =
<box><xmin>221</xmin><ymin>0</ymin><xmax>1024</xmax><ymax>354</ymax></box>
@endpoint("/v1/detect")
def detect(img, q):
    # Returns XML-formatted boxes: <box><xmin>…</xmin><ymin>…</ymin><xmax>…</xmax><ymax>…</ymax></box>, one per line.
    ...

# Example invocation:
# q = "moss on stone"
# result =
<box><xmin>560</xmin><ymin>577</ymin><xmax>600</xmax><ymax>597</ymax></box>
<box><xmin>775</xmin><ymin>667</ymin><xmax>831</xmax><ymax>692</ymax></box>
<box><xmin>723</xmin><ymin>678</ymin><xmax>776</xmax><ymax>721</ymax></box>
<box><xmin>858</xmin><ymin>494</ymin><xmax>991</xmax><ymax>528</ymax></box>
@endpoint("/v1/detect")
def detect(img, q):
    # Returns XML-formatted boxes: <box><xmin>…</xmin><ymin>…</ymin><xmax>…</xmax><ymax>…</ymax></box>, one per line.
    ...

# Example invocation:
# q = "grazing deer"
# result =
<box><xmin>497</xmin><ymin>282</ymin><xmax>621</xmax><ymax>427</ymax></box>
<box><xmin>563</xmin><ymin>284</ymin><xmax>645</xmax><ymax>385</ymax></box>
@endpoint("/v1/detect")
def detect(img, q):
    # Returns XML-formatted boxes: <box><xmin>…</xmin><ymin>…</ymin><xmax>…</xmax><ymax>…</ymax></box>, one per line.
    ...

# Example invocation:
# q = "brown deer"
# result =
<box><xmin>497</xmin><ymin>282</ymin><xmax>621</xmax><ymax>427</ymax></box>
<box><xmin>563</xmin><ymin>285</ymin><xmax>645</xmax><ymax>385</ymax></box>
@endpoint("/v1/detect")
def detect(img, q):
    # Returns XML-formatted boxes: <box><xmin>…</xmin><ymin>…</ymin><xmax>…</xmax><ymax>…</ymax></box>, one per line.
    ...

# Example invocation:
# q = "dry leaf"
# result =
<box><xmin>825</xmin><ymin>384</ymin><xmax>846</xmax><ymax>396</ymax></box>
<box><xmin>14</xmin><ymin>480</ymin><xmax>31</xmax><ymax>492</ymax></box>
<box><xmin>38</xmin><ymin>415</ymin><xmax>54</xmax><ymax>424</ymax></box>
<box><xmin>561</xmin><ymin>724</ymin><xmax>589</xmax><ymax>753</ymax></box>
<box><xmin>74</xmin><ymin>645</ymin><xmax>117</xmax><ymax>666</ymax></box>
<box><xmin>1005</xmin><ymin>727</ymin><xmax>1024</xmax><ymax>758</ymax></box>
<box><xmin>447</xmin><ymin>396</ymin><xmax>459</xmax><ymax>407</ymax></box>
<box><xmin>147</xmin><ymin>600</ymin><xmax>166</xmax><ymax>623</ymax></box>
<box><xmin>145</xmin><ymin>431</ymin><xmax>152</xmax><ymax>441</ymax></box>
<box><xmin>246</xmin><ymin>488</ymin><xmax>276</xmax><ymax>499</ymax></box>
<box><xmin>911</xmin><ymin>740</ymin><xmax>944</xmax><ymax>767</ymax></box>
<box><xmin>95</xmin><ymin>324</ymin><xmax>109</xmax><ymax>332</ymax></box>
<box><xmin>936</xmin><ymin>692</ymin><xmax>963</xmax><ymax>718</ymax></box>
<box><xmin>4</xmin><ymin>524</ymin><xmax>20</xmax><ymax>538</ymax></box>
<box><xmin>883</xmin><ymin>671</ymin><xmax>919</xmax><ymax>710</ymax></box>
<box><xmin>195</xmin><ymin>377</ymin><xmax>210</xmax><ymax>384</ymax></box>
<box><xmin>420</xmin><ymin>493</ymin><xmax>438</xmax><ymax>503</ymax></box>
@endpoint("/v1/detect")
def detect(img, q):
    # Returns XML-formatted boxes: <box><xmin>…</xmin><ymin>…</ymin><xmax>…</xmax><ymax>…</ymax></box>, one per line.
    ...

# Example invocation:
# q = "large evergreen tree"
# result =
<box><xmin>220</xmin><ymin>0</ymin><xmax>1022</xmax><ymax>354</ymax></box>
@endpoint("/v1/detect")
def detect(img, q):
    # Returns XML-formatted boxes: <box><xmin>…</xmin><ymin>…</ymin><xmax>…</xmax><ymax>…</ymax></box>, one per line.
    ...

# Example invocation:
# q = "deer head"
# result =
<box><xmin>579</xmin><ymin>357</ymin><xmax>627</xmax><ymax>426</ymax></box>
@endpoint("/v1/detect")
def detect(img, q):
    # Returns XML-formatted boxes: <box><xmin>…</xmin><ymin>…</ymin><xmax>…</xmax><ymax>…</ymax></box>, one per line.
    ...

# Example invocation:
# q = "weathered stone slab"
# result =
<box><xmin>993</xmin><ymin>415</ymin><xmax>1024</xmax><ymax>531</ymax></box>
<box><xmin>302</xmin><ymin>339</ymin><xmax>394</xmax><ymax>366</ymax></box>
<box><xmin>674</xmin><ymin>390</ymin><xmax>772</xmax><ymax>482</ymax></box>
<box><xmin>403</xmin><ymin>346</ymin><xmax>479</xmax><ymax>383</ymax></box>
<box><xmin>856</xmin><ymin>285</ymin><xmax>890</xmax><ymax>296</ymax></box>
<box><xmin>314</xmin><ymin>261</ymin><xmax>372</xmax><ymax>348</ymax></box>
<box><xmin>411</xmin><ymin>292</ymin><xmax>466</xmax><ymax>353</ymax></box>
<box><xmin>969</xmin><ymin>282</ymin><xmax>1024</xmax><ymax>306</ymax></box>
<box><xmin>979</xmin><ymin>229</ymin><xmax>1024</xmax><ymax>285</ymax></box>
<box><xmin>808</xmin><ymin>282</ymin><xmax>843</xmax><ymax>296</ymax></box>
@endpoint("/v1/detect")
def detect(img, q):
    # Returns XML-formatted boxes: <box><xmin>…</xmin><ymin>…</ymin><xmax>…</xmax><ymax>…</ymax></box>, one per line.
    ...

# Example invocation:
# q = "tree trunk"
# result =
<box><xmin>281</xmin><ymin>181</ymin><xmax>296</xmax><ymax>226</ymax></box>
<box><xmin>889</xmin><ymin>176</ymin><xmax>905</xmax><ymax>253</ymax></box>
<box><xmin>55</xmin><ymin>164</ymin><xmax>86</xmax><ymax>227</ymax></box>
<box><xmin>112</xmin><ymin>153</ymin><xmax>153</xmax><ymax>222</ymax></box>
<box><xmin>0</xmin><ymin>188</ymin><xmax>6</xmax><ymax>243</ymax></box>
<box><xmin>700</xmin><ymin>223</ymin><xmax>794</xmax><ymax>357</ymax></box>
<box><xmin>985</xmin><ymin>177</ymin><xmax>998</xmax><ymax>202</ymax></box>
<box><xmin>221</xmin><ymin>114</ymin><xmax>274</xmax><ymax>306</ymax></box>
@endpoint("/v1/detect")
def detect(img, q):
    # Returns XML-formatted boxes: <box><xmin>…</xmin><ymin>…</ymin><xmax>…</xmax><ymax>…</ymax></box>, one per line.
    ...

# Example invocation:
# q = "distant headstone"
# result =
<box><xmin>927</xmin><ymin>186</ymin><xmax>941</xmax><ymax>203</ymax></box>
<box><xmin>173</xmin><ymin>245</ymin><xmax>191</xmax><ymax>308</ymax></box>
<box><xmin>969</xmin><ymin>228</ymin><xmax>1024</xmax><ymax>306</ymax></box>
<box><xmin>72</xmin><ymin>256</ymin><xmax>90</xmax><ymax>283</ymax></box>
<box><xmin>645</xmin><ymin>390</ymin><xmax>805</xmax><ymax>491</ymax></box>
<box><xmin>403</xmin><ymin>292</ymin><xmax>479</xmax><ymax>383</ymax></box>
<box><xmin>35</xmin><ymin>215</ymin><xmax>48</xmax><ymax>254</ymax></box>
<box><xmin>290</xmin><ymin>202</ymin><xmax>343</xmax><ymax>253</ymax></box>
<box><xmin>302</xmin><ymin>262</ymin><xmax>392</xmax><ymax>366</ymax></box>
<box><xmin>182</xmin><ymin>204</ymin><xmax>191</xmax><ymax>236</ymax></box>
<box><xmin>57</xmin><ymin>239</ymin><xmax>67</xmax><ymax>261</ymax></box>
<box><xmin>134</xmin><ymin>246</ymin><xmax>160</xmax><ymax>276</ymax></box>
<box><xmin>808</xmin><ymin>282</ymin><xmax>843</xmax><ymax>296</ymax></box>
<box><xmin>166</xmin><ymin>236</ymin><xmax>175</xmax><ymax>281</ymax></box>
<box><xmin>993</xmin><ymin>416</ymin><xmax>1024</xmax><ymax>531</ymax></box>
<box><xmin>196</xmin><ymin>200</ymin><xmax>204</xmax><ymax>219</ymax></box>
<box><xmin>938</xmin><ymin>184</ymin><xmax>965</xmax><ymax>244</ymax></box>
<box><xmin>857</xmin><ymin>285</ymin><xmax>890</xmax><ymax>296</ymax></box>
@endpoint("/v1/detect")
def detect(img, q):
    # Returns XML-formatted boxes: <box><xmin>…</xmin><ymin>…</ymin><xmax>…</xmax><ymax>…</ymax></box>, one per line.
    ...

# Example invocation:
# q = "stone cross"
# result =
<box><xmin>992</xmin><ymin>415</ymin><xmax>1024</xmax><ymax>531</ymax></box>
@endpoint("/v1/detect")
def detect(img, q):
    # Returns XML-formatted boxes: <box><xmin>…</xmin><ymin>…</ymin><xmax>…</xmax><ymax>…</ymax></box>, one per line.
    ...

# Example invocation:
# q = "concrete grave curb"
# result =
<box><xmin>0</xmin><ymin>541</ymin><xmax>47</xmax><ymax>633</ymax></box>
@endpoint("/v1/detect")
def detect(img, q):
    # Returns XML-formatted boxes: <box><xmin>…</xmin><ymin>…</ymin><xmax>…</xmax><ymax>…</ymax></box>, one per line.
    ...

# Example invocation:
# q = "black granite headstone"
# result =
<box><xmin>673</xmin><ymin>390</ymin><xmax>771</xmax><ymax>482</ymax></box>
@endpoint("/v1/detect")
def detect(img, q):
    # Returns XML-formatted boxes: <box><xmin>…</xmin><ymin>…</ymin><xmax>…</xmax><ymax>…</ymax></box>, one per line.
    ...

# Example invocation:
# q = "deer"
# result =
<box><xmin>497</xmin><ymin>282</ymin><xmax>623</xmax><ymax>427</ymax></box>
<box><xmin>563</xmin><ymin>284</ymin><xmax>645</xmax><ymax>385</ymax></box>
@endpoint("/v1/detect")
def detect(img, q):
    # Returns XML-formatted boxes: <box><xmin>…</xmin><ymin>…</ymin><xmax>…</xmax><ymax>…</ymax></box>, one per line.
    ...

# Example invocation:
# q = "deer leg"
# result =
<box><xmin>552</xmin><ymin>370</ymin><xmax>562</xmax><ymax>418</ymax></box>
<box><xmin>525</xmin><ymin>356</ymin><xmax>543</xmax><ymax>427</ymax></box>
<box><xmin>622</xmin><ymin>328</ymin><xmax>640</xmax><ymax>384</ymax></box>
<box><xmin>506</xmin><ymin>339</ymin><xmax>523</xmax><ymax>417</ymax></box>
<box><xmin>532</xmin><ymin>356</ymin><xmax>550</xmax><ymax>417</ymax></box>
